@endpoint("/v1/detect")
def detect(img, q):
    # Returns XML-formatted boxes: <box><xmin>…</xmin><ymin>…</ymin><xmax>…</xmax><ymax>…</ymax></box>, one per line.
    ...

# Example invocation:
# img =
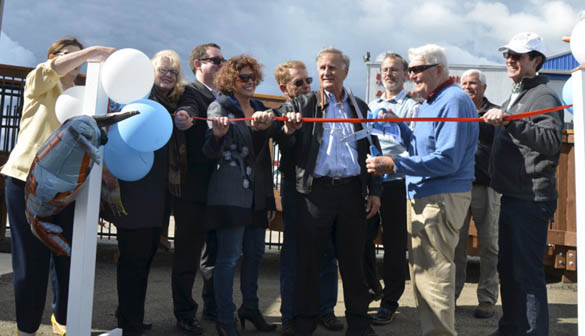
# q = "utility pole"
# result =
<box><xmin>0</xmin><ymin>0</ymin><xmax>5</xmax><ymax>35</ymax></box>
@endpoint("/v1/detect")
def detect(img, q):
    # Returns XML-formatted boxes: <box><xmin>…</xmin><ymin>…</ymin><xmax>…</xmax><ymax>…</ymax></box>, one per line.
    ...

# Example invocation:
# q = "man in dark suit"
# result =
<box><xmin>172</xmin><ymin>43</ymin><xmax>225</xmax><ymax>334</ymax></box>
<box><xmin>275</xmin><ymin>47</ymin><xmax>381</xmax><ymax>336</ymax></box>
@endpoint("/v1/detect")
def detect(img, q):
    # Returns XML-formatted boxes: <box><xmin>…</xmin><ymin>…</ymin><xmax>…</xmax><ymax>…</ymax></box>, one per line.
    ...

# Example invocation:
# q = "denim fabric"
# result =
<box><xmin>6</xmin><ymin>177</ymin><xmax>74</xmax><ymax>333</ymax></box>
<box><xmin>498</xmin><ymin>196</ymin><xmax>556</xmax><ymax>336</ymax></box>
<box><xmin>214</xmin><ymin>225</ymin><xmax>266</xmax><ymax>324</ymax></box>
<box><xmin>279</xmin><ymin>178</ymin><xmax>338</xmax><ymax>323</ymax></box>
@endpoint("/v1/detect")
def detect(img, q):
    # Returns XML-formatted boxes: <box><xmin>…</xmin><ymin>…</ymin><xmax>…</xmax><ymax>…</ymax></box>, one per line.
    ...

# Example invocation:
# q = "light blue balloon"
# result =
<box><xmin>104</xmin><ymin>124</ymin><xmax>154</xmax><ymax>181</ymax></box>
<box><xmin>117</xmin><ymin>99</ymin><xmax>173</xmax><ymax>152</ymax></box>
<box><xmin>562</xmin><ymin>77</ymin><xmax>574</xmax><ymax>114</ymax></box>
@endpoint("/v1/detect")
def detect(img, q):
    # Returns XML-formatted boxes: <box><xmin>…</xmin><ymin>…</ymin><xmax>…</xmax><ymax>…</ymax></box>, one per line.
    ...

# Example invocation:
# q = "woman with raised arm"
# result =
<box><xmin>1</xmin><ymin>37</ymin><xmax>114</xmax><ymax>336</ymax></box>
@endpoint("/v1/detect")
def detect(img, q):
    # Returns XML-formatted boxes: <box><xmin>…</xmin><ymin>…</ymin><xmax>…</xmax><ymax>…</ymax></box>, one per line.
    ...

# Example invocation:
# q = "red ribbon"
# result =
<box><xmin>172</xmin><ymin>104</ymin><xmax>571</xmax><ymax>123</ymax></box>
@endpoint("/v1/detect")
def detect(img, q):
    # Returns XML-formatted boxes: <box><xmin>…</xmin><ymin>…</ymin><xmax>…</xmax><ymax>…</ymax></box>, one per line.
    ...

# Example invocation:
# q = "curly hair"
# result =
<box><xmin>47</xmin><ymin>37</ymin><xmax>84</xmax><ymax>59</ymax></box>
<box><xmin>214</xmin><ymin>55</ymin><xmax>263</xmax><ymax>94</ymax></box>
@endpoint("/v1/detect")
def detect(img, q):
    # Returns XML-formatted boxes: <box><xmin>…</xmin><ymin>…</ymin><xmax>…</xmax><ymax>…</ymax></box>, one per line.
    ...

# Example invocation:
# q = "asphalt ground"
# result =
<box><xmin>0</xmin><ymin>239</ymin><xmax>577</xmax><ymax>336</ymax></box>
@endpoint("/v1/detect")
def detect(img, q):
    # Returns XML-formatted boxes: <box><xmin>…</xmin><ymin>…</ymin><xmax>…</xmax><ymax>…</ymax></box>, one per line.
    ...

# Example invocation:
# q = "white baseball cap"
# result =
<box><xmin>498</xmin><ymin>32</ymin><xmax>546</xmax><ymax>56</ymax></box>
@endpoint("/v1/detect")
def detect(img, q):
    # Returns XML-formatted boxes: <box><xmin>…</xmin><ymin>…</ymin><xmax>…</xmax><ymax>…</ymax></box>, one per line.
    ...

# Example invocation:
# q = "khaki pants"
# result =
<box><xmin>407</xmin><ymin>192</ymin><xmax>471</xmax><ymax>336</ymax></box>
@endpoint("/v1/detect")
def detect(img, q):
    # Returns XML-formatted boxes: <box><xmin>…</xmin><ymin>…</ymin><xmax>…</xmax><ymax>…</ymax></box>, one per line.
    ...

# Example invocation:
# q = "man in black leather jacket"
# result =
<box><xmin>274</xmin><ymin>47</ymin><xmax>381</xmax><ymax>336</ymax></box>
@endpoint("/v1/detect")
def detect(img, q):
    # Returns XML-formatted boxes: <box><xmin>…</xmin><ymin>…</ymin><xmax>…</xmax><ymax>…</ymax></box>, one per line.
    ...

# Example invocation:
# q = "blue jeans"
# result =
<box><xmin>279</xmin><ymin>178</ymin><xmax>338</xmax><ymax>323</ymax></box>
<box><xmin>5</xmin><ymin>177</ymin><xmax>74</xmax><ymax>333</ymax></box>
<box><xmin>498</xmin><ymin>196</ymin><xmax>556</xmax><ymax>336</ymax></box>
<box><xmin>214</xmin><ymin>224</ymin><xmax>266</xmax><ymax>324</ymax></box>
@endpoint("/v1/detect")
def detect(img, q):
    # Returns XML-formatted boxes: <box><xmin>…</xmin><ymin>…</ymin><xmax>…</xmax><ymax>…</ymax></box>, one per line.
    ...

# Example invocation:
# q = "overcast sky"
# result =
<box><xmin>1</xmin><ymin>0</ymin><xmax>583</xmax><ymax>97</ymax></box>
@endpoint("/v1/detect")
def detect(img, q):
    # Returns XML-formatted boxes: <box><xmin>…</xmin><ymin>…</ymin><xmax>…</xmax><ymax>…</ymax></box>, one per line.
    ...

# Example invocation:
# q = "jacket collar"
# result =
<box><xmin>515</xmin><ymin>75</ymin><xmax>549</xmax><ymax>93</ymax></box>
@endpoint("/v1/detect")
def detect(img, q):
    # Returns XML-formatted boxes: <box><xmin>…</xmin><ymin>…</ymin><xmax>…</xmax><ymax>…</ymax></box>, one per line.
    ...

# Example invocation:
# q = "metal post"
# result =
<box><xmin>66</xmin><ymin>61</ymin><xmax>107</xmax><ymax>335</ymax></box>
<box><xmin>572</xmin><ymin>69</ymin><xmax>585</xmax><ymax>336</ymax></box>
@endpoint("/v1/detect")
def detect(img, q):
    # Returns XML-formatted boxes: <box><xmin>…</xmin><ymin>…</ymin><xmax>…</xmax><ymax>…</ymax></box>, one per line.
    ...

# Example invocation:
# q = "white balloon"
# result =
<box><xmin>101</xmin><ymin>48</ymin><xmax>154</xmax><ymax>104</ymax></box>
<box><xmin>55</xmin><ymin>86</ymin><xmax>86</xmax><ymax>123</ymax></box>
<box><xmin>571</xmin><ymin>18</ymin><xmax>585</xmax><ymax>64</ymax></box>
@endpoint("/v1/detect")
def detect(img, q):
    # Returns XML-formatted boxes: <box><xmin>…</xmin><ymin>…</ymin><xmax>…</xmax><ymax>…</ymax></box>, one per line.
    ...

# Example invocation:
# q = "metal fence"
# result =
<box><xmin>0</xmin><ymin>64</ymin><xmax>290</xmax><ymax>250</ymax></box>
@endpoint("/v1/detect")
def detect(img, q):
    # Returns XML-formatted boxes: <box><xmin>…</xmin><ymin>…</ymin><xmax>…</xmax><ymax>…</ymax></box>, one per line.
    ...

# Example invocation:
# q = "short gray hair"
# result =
<box><xmin>408</xmin><ymin>44</ymin><xmax>449</xmax><ymax>75</ymax></box>
<box><xmin>316</xmin><ymin>47</ymin><xmax>350</xmax><ymax>70</ymax></box>
<box><xmin>461</xmin><ymin>69</ymin><xmax>486</xmax><ymax>85</ymax></box>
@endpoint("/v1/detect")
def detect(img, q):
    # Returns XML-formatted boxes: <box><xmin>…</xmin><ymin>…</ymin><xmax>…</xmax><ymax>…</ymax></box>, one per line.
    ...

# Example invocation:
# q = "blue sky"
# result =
<box><xmin>1</xmin><ymin>0</ymin><xmax>583</xmax><ymax>98</ymax></box>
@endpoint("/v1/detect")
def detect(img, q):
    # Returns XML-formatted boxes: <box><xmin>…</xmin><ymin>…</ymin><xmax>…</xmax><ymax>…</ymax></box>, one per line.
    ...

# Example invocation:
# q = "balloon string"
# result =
<box><xmin>171</xmin><ymin>104</ymin><xmax>571</xmax><ymax>123</ymax></box>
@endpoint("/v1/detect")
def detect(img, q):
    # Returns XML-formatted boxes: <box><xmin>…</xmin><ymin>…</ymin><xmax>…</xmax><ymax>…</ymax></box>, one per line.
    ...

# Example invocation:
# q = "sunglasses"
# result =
<box><xmin>503</xmin><ymin>51</ymin><xmax>524</xmax><ymax>61</ymax></box>
<box><xmin>408</xmin><ymin>63</ymin><xmax>438</xmax><ymax>74</ymax></box>
<box><xmin>238</xmin><ymin>74</ymin><xmax>257</xmax><ymax>83</ymax></box>
<box><xmin>291</xmin><ymin>77</ymin><xmax>313</xmax><ymax>87</ymax></box>
<box><xmin>199</xmin><ymin>56</ymin><xmax>226</xmax><ymax>65</ymax></box>
<box><xmin>158</xmin><ymin>67</ymin><xmax>179</xmax><ymax>77</ymax></box>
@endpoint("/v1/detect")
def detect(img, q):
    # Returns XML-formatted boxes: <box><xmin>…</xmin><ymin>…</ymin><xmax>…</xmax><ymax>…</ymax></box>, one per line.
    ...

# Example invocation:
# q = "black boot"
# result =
<box><xmin>216</xmin><ymin>322</ymin><xmax>240</xmax><ymax>336</ymax></box>
<box><xmin>237</xmin><ymin>307</ymin><xmax>277</xmax><ymax>332</ymax></box>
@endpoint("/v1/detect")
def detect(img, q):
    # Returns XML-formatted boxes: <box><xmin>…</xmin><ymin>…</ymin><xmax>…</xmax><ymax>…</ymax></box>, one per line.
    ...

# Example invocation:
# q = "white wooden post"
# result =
<box><xmin>66</xmin><ymin>61</ymin><xmax>108</xmax><ymax>335</ymax></box>
<box><xmin>573</xmin><ymin>69</ymin><xmax>585</xmax><ymax>336</ymax></box>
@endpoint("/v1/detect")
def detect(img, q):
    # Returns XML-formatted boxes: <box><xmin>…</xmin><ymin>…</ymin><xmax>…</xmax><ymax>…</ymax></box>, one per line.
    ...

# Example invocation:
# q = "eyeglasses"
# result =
<box><xmin>408</xmin><ymin>63</ymin><xmax>438</xmax><ymax>74</ymax></box>
<box><xmin>238</xmin><ymin>74</ymin><xmax>257</xmax><ymax>83</ymax></box>
<box><xmin>199</xmin><ymin>56</ymin><xmax>226</xmax><ymax>65</ymax></box>
<box><xmin>381</xmin><ymin>67</ymin><xmax>402</xmax><ymax>74</ymax></box>
<box><xmin>54</xmin><ymin>51</ymin><xmax>71</xmax><ymax>56</ymax></box>
<box><xmin>158</xmin><ymin>67</ymin><xmax>179</xmax><ymax>77</ymax></box>
<box><xmin>503</xmin><ymin>51</ymin><xmax>524</xmax><ymax>61</ymax></box>
<box><xmin>291</xmin><ymin>77</ymin><xmax>313</xmax><ymax>87</ymax></box>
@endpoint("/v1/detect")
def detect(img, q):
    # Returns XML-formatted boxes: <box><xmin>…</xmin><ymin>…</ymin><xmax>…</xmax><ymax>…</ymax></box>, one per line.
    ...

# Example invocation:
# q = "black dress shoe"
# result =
<box><xmin>202</xmin><ymin>308</ymin><xmax>217</xmax><ymax>321</ymax></box>
<box><xmin>319</xmin><ymin>312</ymin><xmax>344</xmax><ymax>331</ymax></box>
<box><xmin>216</xmin><ymin>322</ymin><xmax>240</xmax><ymax>336</ymax></box>
<box><xmin>115</xmin><ymin>309</ymin><xmax>153</xmax><ymax>331</ymax></box>
<box><xmin>177</xmin><ymin>317</ymin><xmax>203</xmax><ymax>335</ymax></box>
<box><xmin>237</xmin><ymin>307</ymin><xmax>277</xmax><ymax>332</ymax></box>
<box><xmin>281</xmin><ymin>320</ymin><xmax>295</xmax><ymax>336</ymax></box>
<box><xmin>371</xmin><ymin>306</ymin><xmax>396</xmax><ymax>325</ymax></box>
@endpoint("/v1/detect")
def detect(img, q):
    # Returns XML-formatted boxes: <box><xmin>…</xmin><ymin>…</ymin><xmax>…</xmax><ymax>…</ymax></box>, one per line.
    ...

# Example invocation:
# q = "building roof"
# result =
<box><xmin>542</xmin><ymin>51</ymin><xmax>579</xmax><ymax>71</ymax></box>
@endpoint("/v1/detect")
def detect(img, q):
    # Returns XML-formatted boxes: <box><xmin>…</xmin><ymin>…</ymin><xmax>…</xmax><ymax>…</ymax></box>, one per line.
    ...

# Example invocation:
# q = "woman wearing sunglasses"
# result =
<box><xmin>202</xmin><ymin>55</ymin><xmax>278</xmax><ymax>336</ymax></box>
<box><xmin>104</xmin><ymin>49</ymin><xmax>187</xmax><ymax>336</ymax></box>
<box><xmin>1</xmin><ymin>37</ymin><xmax>114</xmax><ymax>336</ymax></box>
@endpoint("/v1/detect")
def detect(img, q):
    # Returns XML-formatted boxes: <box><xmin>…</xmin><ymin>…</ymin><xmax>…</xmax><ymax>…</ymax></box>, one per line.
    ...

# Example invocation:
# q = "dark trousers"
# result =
<box><xmin>364</xmin><ymin>213</ymin><xmax>383</xmax><ymax>296</ymax></box>
<box><xmin>379</xmin><ymin>180</ymin><xmax>407</xmax><ymax>309</ymax></box>
<box><xmin>171</xmin><ymin>200</ymin><xmax>208</xmax><ymax>320</ymax></box>
<box><xmin>116</xmin><ymin>227</ymin><xmax>161</xmax><ymax>333</ymax></box>
<box><xmin>294</xmin><ymin>178</ymin><xmax>370</xmax><ymax>335</ymax></box>
<box><xmin>6</xmin><ymin>177</ymin><xmax>74</xmax><ymax>333</ymax></box>
<box><xmin>200</xmin><ymin>229</ymin><xmax>217</xmax><ymax>314</ymax></box>
<box><xmin>280</xmin><ymin>178</ymin><xmax>338</xmax><ymax>323</ymax></box>
<box><xmin>498</xmin><ymin>196</ymin><xmax>556</xmax><ymax>336</ymax></box>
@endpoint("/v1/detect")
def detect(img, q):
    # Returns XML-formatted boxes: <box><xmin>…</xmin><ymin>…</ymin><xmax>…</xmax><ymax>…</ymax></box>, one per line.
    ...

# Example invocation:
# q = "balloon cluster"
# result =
<box><xmin>55</xmin><ymin>48</ymin><xmax>172</xmax><ymax>181</ymax></box>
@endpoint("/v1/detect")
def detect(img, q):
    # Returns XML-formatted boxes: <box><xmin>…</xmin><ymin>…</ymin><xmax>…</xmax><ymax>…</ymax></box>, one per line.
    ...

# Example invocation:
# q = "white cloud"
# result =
<box><xmin>0</xmin><ymin>32</ymin><xmax>36</xmax><ymax>67</ymax></box>
<box><xmin>1</xmin><ymin>0</ymin><xmax>581</xmax><ymax>97</ymax></box>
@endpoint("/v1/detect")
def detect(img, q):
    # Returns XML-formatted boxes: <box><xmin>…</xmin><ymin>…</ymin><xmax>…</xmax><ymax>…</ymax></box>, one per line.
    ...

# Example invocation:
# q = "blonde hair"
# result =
<box><xmin>151</xmin><ymin>49</ymin><xmax>188</xmax><ymax>103</ymax></box>
<box><xmin>274</xmin><ymin>60</ymin><xmax>306</xmax><ymax>85</ymax></box>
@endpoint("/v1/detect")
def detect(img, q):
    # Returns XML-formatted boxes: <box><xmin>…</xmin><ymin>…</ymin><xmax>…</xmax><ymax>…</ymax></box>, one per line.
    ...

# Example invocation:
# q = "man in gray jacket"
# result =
<box><xmin>483</xmin><ymin>32</ymin><xmax>563</xmax><ymax>336</ymax></box>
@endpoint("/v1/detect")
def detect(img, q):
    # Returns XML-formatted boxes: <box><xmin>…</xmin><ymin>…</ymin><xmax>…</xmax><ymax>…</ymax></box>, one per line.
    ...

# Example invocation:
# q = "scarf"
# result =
<box><xmin>150</xmin><ymin>86</ymin><xmax>187</xmax><ymax>197</ymax></box>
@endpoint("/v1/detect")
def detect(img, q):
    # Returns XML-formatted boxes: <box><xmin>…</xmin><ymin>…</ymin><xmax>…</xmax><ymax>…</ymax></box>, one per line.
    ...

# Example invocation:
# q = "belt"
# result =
<box><xmin>313</xmin><ymin>176</ymin><xmax>359</xmax><ymax>186</ymax></box>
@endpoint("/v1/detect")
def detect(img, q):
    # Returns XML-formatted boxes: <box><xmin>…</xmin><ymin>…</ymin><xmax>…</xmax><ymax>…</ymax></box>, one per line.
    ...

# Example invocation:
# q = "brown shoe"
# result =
<box><xmin>474</xmin><ymin>302</ymin><xmax>496</xmax><ymax>319</ymax></box>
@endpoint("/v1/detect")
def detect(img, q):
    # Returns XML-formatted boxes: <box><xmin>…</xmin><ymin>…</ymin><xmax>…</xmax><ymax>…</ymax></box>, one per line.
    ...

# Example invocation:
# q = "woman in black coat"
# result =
<box><xmin>203</xmin><ymin>55</ymin><xmax>277</xmax><ymax>336</ymax></box>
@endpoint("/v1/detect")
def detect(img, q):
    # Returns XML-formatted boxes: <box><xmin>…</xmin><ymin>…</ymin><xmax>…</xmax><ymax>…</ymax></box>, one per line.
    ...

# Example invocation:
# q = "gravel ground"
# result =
<box><xmin>0</xmin><ymin>242</ymin><xmax>577</xmax><ymax>336</ymax></box>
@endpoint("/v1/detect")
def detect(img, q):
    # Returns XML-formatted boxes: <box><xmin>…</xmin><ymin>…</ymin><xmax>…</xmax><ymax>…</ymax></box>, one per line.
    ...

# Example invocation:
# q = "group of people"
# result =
<box><xmin>2</xmin><ymin>30</ymin><xmax>565</xmax><ymax>336</ymax></box>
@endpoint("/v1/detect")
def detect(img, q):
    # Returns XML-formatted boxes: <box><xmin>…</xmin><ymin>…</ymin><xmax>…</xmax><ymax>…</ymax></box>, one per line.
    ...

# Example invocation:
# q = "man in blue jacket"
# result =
<box><xmin>366</xmin><ymin>44</ymin><xmax>478</xmax><ymax>336</ymax></box>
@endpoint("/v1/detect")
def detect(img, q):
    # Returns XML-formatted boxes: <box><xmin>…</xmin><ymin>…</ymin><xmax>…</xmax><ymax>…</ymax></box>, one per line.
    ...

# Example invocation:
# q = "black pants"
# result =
<box><xmin>379</xmin><ymin>180</ymin><xmax>407</xmax><ymax>309</ymax></box>
<box><xmin>171</xmin><ymin>199</ymin><xmax>208</xmax><ymax>320</ymax></box>
<box><xmin>293</xmin><ymin>178</ymin><xmax>370</xmax><ymax>335</ymax></box>
<box><xmin>200</xmin><ymin>229</ymin><xmax>217</xmax><ymax>314</ymax></box>
<box><xmin>364</xmin><ymin>213</ymin><xmax>383</xmax><ymax>296</ymax></box>
<box><xmin>5</xmin><ymin>177</ymin><xmax>74</xmax><ymax>333</ymax></box>
<box><xmin>116</xmin><ymin>227</ymin><xmax>161</xmax><ymax>333</ymax></box>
